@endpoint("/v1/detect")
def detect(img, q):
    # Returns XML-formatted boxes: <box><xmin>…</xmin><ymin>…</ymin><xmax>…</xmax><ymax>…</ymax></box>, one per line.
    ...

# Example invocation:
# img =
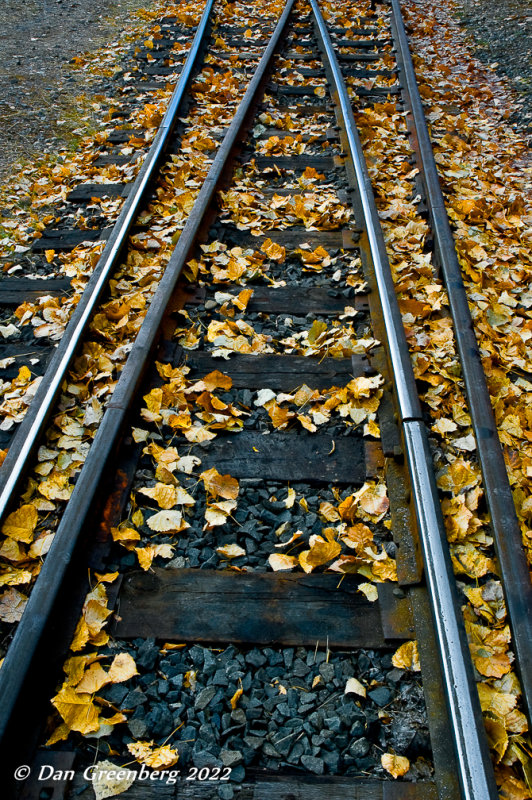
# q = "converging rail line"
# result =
<box><xmin>0</xmin><ymin>1</ymin><xmax>529</xmax><ymax>799</ymax></box>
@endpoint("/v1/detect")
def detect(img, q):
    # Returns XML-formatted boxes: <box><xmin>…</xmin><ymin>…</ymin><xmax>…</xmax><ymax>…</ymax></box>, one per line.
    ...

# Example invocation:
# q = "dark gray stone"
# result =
<box><xmin>127</xmin><ymin>718</ymin><xmax>148</xmax><ymax>738</ymax></box>
<box><xmin>192</xmin><ymin>750</ymin><xmax>222</xmax><ymax>769</ymax></box>
<box><xmin>136</xmin><ymin>638</ymin><xmax>159</xmax><ymax>670</ymax></box>
<box><xmin>195</xmin><ymin>686</ymin><xmax>217</xmax><ymax>710</ymax></box>
<box><xmin>245</xmin><ymin>650</ymin><xmax>267</xmax><ymax>668</ymax></box>
<box><xmin>319</xmin><ymin>663</ymin><xmax>335</xmax><ymax>682</ymax></box>
<box><xmin>220</xmin><ymin>749</ymin><xmax>243</xmax><ymax>767</ymax></box>
<box><xmin>121</xmin><ymin>689</ymin><xmax>147</xmax><ymax>710</ymax></box>
<box><xmin>368</xmin><ymin>687</ymin><xmax>392</xmax><ymax>707</ymax></box>
<box><xmin>301</xmin><ymin>755</ymin><xmax>324</xmax><ymax>774</ymax></box>
<box><xmin>349</xmin><ymin>738</ymin><xmax>370</xmax><ymax>758</ymax></box>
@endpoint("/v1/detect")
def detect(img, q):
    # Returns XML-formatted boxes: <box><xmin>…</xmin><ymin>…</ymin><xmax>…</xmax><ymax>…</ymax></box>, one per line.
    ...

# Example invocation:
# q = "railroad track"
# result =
<box><xmin>0</xmin><ymin>0</ymin><xmax>530</xmax><ymax>798</ymax></box>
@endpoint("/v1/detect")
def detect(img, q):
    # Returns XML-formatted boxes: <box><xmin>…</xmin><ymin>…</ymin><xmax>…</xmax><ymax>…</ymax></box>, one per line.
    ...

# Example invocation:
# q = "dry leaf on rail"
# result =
<box><xmin>127</xmin><ymin>740</ymin><xmax>179</xmax><ymax>769</ymax></box>
<box><xmin>392</xmin><ymin>641</ymin><xmax>421</xmax><ymax>672</ymax></box>
<box><xmin>358</xmin><ymin>583</ymin><xmax>378</xmax><ymax>602</ymax></box>
<box><xmin>484</xmin><ymin>717</ymin><xmax>509</xmax><ymax>762</ymax></box>
<box><xmin>381</xmin><ymin>753</ymin><xmax>410</xmax><ymax>778</ymax></box>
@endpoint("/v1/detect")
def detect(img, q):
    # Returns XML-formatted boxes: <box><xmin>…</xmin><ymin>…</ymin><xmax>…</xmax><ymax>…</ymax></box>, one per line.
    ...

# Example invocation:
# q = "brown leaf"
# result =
<box><xmin>200</xmin><ymin>467</ymin><xmax>239</xmax><ymax>499</ymax></box>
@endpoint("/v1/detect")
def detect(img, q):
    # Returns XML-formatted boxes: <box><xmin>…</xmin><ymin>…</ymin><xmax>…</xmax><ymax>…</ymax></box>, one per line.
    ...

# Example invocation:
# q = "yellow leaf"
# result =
<box><xmin>477</xmin><ymin>684</ymin><xmax>516</xmax><ymax>718</ymax></box>
<box><xmin>284</xmin><ymin>487</ymin><xmax>296</xmax><ymax>508</ymax></box>
<box><xmin>314</xmin><ymin>86</ymin><xmax>326</xmax><ymax>98</ymax></box>
<box><xmin>2</xmin><ymin>504</ymin><xmax>38</xmax><ymax>543</ymax></box>
<box><xmin>190</xmin><ymin>370</ymin><xmax>233</xmax><ymax>392</ymax></box>
<box><xmin>200</xmin><ymin>468</ymin><xmax>239</xmax><ymax>499</ymax></box>
<box><xmin>204</xmin><ymin>499</ymin><xmax>237</xmax><ymax>528</ymax></box>
<box><xmin>341</xmin><ymin>523</ymin><xmax>374</xmax><ymax>553</ymax></box>
<box><xmin>146</xmin><ymin>509</ymin><xmax>185</xmax><ymax>532</ymax></box>
<box><xmin>297</xmin><ymin>414</ymin><xmax>317</xmax><ymax>432</ymax></box>
<box><xmin>127</xmin><ymin>741</ymin><xmax>179</xmax><ymax>769</ymax></box>
<box><xmin>135</xmin><ymin>544</ymin><xmax>174</xmax><ymax>571</ymax></box>
<box><xmin>108</xmin><ymin>653</ymin><xmax>138</xmax><ymax>684</ymax></box>
<box><xmin>0</xmin><ymin>538</ymin><xmax>26</xmax><ymax>562</ymax></box>
<box><xmin>266</xmin><ymin>400</ymin><xmax>294</xmax><ymax>429</ymax></box>
<box><xmin>138</xmin><ymin>483</ymin><xmax>178</xmax><ymax>510</ymax></box>
<box><xmin>268</xmin><ymin>553</ymin><xmax>298</xmax><ymax>571</ymax></box>
<box><xmin>0</xmin><ymin>568</ymin><xmax>32</xmax><ymax>587</ymax></box>
<box><xmin>358</xmin><ymin>483</ymin><xmax>389</xmax><ymax>519</ymax></box>
<box><xmin>484</xmin><ymin>717</ymin><xmax>509</xmax><ymax>762</ymax></box>
<box><xmin>381</xmin><ymin>753</ymin><xmax>410</xmax><ymax>778</ymax></box>
<box><xmin>46</xmin><ymin>722</ymin><xmax>70</xmax><ymax>746</ymax></box>
<box><xmin>298</xmin><ymin>549</ymin><xmax>313</xmax><ymax>574</ymax></box>
<box><xmin>111</xmin><ymin>526</ymin><xmax>140</xmax><ymax>544</ymax></box>
<box><xmin>39</xmin><ymin>473</ymin><xmax>72</xmax><ymax>501</ymax></box>
<box><xmin>358</xmin><ymin>582</ymin><xmax>378</xmax><ymax>602</ymax></box>
<box><xmin>392</xmin><ymin>641</ymin><xmax>421</xmax><ymax>672</ymax></box>
<box><xmin>51</xmin><ymin>685</ymin><xmax>100</xmax><ymax>734</ymax></box>
<box><xmin>260</xmin><ymin>238</ymin><xmax>286</xmax><ymax>262</ymax></box>
<box><xmin>95</xmin><ymin>572</ymin><xmax>119</xmax><ymax>584</ymax></box>
<box><xmin>319</xmin><ymin>501</ymin><xmax>340</xmax><ymax>522</ymax></box>
<box><xmin>75</xmin><ymin>663</ymin><xmax>109</xmax><ymax>694</ymax></box>
<box><xmin>230</xmin><ymin>686</ymin><xmax>243</xmax><ymax>709</ymax></box>
<box><xmin>472</xmin><ymin>648</ymin><xmax>511</xmax><ymax>678</ymax></box>
<box><xmin>307</xmin><ymin>320</ymin><xmax>327</xmax><ymax>344</ymax></box>
<box><xmin>216</xmin><ymin>543</ymin><xmax>246</xmax><ymax>559</ymax></box>
<box><xmin>45</xmin><ymin>249</ymin><xmax>55</xmax><ymax>263</ymax></box>
<box><xmin>307</xmin><ymin>535</ymin><xmax>341</xmax><ymax>567</ymax></box>
<box><xmin>28</xmin><ymin>532</ymin><xmax>55</xmax><ymax>558</ymax></box>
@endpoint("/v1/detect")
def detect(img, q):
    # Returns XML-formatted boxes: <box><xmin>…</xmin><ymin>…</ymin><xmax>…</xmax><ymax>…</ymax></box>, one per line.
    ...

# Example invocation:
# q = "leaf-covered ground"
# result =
<box><xmin>0</xmin><ymin>0</ymin><xmax>530</xmax><ymax>792</ymax></box>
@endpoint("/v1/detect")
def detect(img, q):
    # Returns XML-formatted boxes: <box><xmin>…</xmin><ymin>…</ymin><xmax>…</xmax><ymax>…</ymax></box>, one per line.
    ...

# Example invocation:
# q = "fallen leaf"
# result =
<box><xmin>268</xmin><ymin>553</ymin><xmax>298</xmax><ymax>571</ymax></box>
<box><xmin>392</xmin><ymin>641</ymin><xmax>421</xmax><ymax>672</ymax></box>
<box><xmin>127</xmin><ymin>740</ymin><xmax>179</xmax><ymax>769</ymax></box>
<box><xmin>216</xmin><ymin>543</ymin><xmax>246</xmax><ymax>559</ymax></box>
<box><xmin>345</xmin><ymin>677</ymin><xmax>366</xmax><ymax>697</ymax></box>
<box><xmin>91</xmin><ymin>760</ymin><xmax>135</xmax><ymax>800</ymax></box>
<box><xmin>381</xmin><ymin>753</ymin><xmax>410</xmax><ymax>778</ymax></box>
<box><xmin>200</xmin><ymin>467</ymin><xmax>239</xmax><ymax>499</ymax></box>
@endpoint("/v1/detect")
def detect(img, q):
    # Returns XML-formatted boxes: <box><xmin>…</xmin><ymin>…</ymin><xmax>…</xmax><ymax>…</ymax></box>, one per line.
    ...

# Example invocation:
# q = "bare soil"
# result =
<box><xmin>0</xmin><ymin>0</ymin><xmax>146</xmax><ymax>183</ymax></box>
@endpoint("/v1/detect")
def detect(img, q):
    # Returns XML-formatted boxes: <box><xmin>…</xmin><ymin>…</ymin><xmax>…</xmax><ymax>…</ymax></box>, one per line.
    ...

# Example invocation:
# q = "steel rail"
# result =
<box><xmin>389</xmin><ymin>0</ymin><xmax>532</xmax><ymax>723</ymax></box>
<box><xmin>0</xmin><ymin>0</ymin><xmax>215</xmax><ymax>523</ymax></box>
<box><xmin>310</xmin><ymin>2</ymin><xmax>498</xmax><ymax>798</ymax></box>
<box><xmin>0</xmin><ymin>0</ymin><xmax>295</xmax><ymax>746</ymax></box>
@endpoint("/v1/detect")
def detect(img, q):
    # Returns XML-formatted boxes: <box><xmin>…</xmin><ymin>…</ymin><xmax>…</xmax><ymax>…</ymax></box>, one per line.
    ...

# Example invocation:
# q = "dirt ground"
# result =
<box><xmin>0</xmin><ymin>0</ymin><xmax>146</xmax><ymax>183</ymax></box>
<box><xmin>451</xmin><ymin>0</ymin><xmax>532</xmax><ymax>133</ymax></box>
